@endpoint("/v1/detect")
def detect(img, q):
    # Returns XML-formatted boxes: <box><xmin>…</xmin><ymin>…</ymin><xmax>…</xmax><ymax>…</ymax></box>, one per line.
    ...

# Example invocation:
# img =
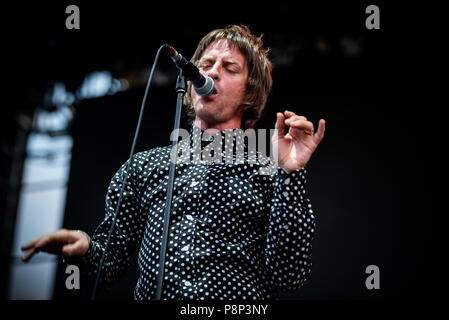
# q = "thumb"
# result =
<box><xmin>62</xmin><ymin>242</ymin><xmax>79</xmax><ymax>257</ymax></box>
<box><xmin>274</xmin><ymin>112</ymin><xmax>285</xmax><ymax>138</ymax></box>
<box><xmin>62</xmin><ymin>238</ymin><xmax>88</xmax><ymax>257</ymax></box>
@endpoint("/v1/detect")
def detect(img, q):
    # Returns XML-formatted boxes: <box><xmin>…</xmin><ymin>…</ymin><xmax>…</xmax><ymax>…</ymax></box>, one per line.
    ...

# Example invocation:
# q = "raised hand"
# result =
<box><xmin>273</xmin><ymin>110</ymin><xmax>325</xmax><ymax>173</ymax></box>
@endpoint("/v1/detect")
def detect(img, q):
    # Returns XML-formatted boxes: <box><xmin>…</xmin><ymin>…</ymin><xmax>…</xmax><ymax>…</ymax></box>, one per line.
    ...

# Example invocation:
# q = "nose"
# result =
<box><xmin>205</xmin><ymin>62</ymin><xmax>221</xmax><ymax>80</ymax></box>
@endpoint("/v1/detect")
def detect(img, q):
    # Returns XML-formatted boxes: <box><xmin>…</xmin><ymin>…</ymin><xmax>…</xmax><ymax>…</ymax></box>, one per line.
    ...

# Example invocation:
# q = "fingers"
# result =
<box><xmin>285</xmin><ymin>118</ymin><xmax>314</xmax><ymax>134</ymax></box>
<box><xmin>274</xmin><ymin>112</ymin><xmax>286</xmax><ymax>138</ymax></box>
<box><xmin>21</xmin><ymin>229</ymin><xmax>80</xmax><ymax>262</ymax></box>
<box><xmin>21</xmin><ymin>247</ymin><xmax>37</xmax><ymax>262</ymax></box>
<box><xmin>284</xmin><ymin>110</ymin><xmax>306</xmax><ymax>122</ymax></box>
<box><xmin>21</xmin><ymin>237</ymin><xmax>40</xmax><ymax>251</ymax></box>
<box><xmin>314</xmin><ymin>119</ymin><xmax>326</xmax><ymax>143</ymax></box>
<box><xmin>51</xmin><ymin>229</ymin><xmax>80</xmax><ymax>243</ymax></box>
<box><xmin>21</xmin><ymin>235</ymin><xmax>45</xmax><ymax>262</ymax></box>
<box><xmin>62</xmin><ymin>230</ymin><xmax>90</xmax><ymax>256</ymax></box>
<box><xmin>62</xmin><ymin>236</ymin><xmax>89</xmax><ymax>257</ymax></box>
<box><xmin>61</xmin><ymin>242</ymin><xmax>80</xmax><ymax>257</ymax></box>
<box><xmin>284</xmin><ymin>111</ymin><xmax>314</xmax><ymax>135</ymax></box>
<box><xmin>283</xmin><ymin>111</ymin><xmax>326</xmax><ymax>140</ymax></box>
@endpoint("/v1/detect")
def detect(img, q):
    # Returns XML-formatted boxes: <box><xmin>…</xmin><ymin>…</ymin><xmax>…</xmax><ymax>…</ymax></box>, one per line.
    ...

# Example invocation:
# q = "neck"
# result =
<box><xmin>193</xmin><ymin>117</ymin><xmax>242</xmax><ymax>132</ymax></box>
<box><xmin>193</xmin><ymin>112</ymin><xmax>242</xmax><ymax>131</ymax></box>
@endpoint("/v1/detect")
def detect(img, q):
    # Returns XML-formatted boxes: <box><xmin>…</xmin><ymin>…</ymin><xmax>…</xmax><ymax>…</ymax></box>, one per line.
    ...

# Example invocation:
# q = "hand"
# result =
<box><xmin>21</xmin><ymin>228</ymin><xmax>90</xmax><ymax>262</ymax></box>
<box><xmin>272</xmin><ymin>110</ymin><xmax>325</xmax><ymax>173</ymax></box>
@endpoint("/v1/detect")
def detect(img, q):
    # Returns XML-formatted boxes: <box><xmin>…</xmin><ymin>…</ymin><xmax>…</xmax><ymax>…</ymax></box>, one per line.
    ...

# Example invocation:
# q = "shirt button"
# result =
<box><xmin>183</xmin><ymin>280</ymin><xmax>192</xmax><ymax>286</ymax></box>
<box><xmin>181</xmin><ymin>245</ymin><xmax>190</xmax><ymax>252</ymax></box>
<box><xmin>186</xmin><ymin>214</ymin><xmax>194</xmax><ymax>221</ymax></box>
<box><xmin>190</xmin><ymin>180</ymin><xmax>199</xmax><ymax>187</ymax></box>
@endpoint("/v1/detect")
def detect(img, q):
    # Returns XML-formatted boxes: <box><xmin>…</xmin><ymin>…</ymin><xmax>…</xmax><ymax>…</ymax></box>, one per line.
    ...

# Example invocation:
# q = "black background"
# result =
<box><xmin>2</xmin><ymin>0</ymin><xmax>431</xmax><ymax>307</ymax></box>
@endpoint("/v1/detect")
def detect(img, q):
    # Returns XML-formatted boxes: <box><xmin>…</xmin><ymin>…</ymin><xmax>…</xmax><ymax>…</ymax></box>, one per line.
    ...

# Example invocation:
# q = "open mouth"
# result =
<box><xmin>200</xmin><ymin>86</ymin><xmax>218</xmax><ymax>101</ymax></box>
<box><xmin>203</xmin><ymin>88</ymin><xmax>218</xmax><ymax>100</ymax></box>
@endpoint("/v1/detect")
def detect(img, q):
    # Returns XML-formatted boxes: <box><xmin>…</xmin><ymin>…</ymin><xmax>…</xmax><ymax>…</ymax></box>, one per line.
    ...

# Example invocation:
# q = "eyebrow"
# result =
<box><xmin>198</xmin><ymin>56</ymin><xmax>243</xmax><ymax>68</ymax></box>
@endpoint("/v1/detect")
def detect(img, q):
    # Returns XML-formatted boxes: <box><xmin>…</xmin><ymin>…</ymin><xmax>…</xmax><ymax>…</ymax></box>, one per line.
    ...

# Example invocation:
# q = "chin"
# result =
<box><xmin>195</xmin><ymin>114</ymin><xmax>221</xmax><ymax>126</ymax></box>
<box><xmin>194</xmin><ymin>105</ymin><xmax>221</xmax><ymax>122</ymax></box>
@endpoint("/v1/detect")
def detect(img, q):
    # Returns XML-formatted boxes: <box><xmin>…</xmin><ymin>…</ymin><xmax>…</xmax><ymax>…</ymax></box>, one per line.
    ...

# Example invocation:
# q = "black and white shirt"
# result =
<box><xmin>70</xmin><ymin>125</ymin><xmax>315</xmax><ymax>300</ymax></box>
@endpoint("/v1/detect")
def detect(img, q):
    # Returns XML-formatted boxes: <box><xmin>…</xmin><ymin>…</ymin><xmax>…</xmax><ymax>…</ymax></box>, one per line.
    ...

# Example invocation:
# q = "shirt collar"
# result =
<box><xmin>189</xmin><ymin>124</ymin><xmax>245</xmax><ymax>150</ymax></box>
<box><xmin>176</xmin><ymin>124</ymin><xmax>272</xmax><ymax>167</ymax></box>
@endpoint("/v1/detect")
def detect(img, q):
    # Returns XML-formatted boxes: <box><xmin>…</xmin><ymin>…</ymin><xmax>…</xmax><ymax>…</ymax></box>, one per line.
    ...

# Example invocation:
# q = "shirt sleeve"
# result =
<box><xmin>64</xmin><ymin>153</ymin><xmax>149</xmax><ymax>291</ymax></box>
<box><xmin>265</xmin><ymin>167</ymin><xmax>316</xmax><ymax>291</ymax></box>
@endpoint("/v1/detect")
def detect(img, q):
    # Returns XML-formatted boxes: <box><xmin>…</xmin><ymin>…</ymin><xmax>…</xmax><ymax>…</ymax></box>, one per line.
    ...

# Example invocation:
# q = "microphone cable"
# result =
<box><xmin>90</xmin><ymin>44</ymin><xmax>166</xmax><ymax>300</ymax></box>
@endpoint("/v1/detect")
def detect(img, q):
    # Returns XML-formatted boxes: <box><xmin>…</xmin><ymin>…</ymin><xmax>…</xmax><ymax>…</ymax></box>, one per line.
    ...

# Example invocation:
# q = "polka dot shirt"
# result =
<box><xmin>69</xmin><ymin>125</ymin><xmax>315</xmax><ymax>300</ymax></box>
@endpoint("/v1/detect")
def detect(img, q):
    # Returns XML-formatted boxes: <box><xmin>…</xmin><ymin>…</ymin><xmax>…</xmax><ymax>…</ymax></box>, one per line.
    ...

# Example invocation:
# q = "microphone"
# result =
<box><xmin>163</xmin><ymin>44</ymin><xmax>215</xmax><ymax>96</ymax></box>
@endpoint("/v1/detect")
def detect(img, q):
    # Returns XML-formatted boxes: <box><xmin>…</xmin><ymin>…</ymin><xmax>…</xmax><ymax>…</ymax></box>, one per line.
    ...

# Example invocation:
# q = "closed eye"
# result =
<box><xmin>198</xmin><ymin>64</ymin><xmax>212</xmax><ymax>70</ymax></box>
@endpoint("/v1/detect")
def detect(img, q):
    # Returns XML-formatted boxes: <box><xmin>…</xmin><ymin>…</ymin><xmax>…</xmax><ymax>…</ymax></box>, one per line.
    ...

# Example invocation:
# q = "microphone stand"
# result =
<box><xmin>155</xmin><ymin>68</ymin><xmax>186</xmax><ymax>300</ymax></box>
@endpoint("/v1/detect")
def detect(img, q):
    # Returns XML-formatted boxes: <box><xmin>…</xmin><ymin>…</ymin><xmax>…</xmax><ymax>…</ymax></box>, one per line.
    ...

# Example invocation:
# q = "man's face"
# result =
<box><xmin>191</xmin><ymin>40</ymin><xmax>248</xmax><ymax>129</ymax></box>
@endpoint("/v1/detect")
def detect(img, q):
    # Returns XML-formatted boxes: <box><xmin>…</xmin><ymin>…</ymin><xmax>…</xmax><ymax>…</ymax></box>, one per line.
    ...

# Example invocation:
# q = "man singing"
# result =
<box><xmin>21</xmin><ymin>25</ymin><xmax>326</xmax><ymax>300</ymax></box>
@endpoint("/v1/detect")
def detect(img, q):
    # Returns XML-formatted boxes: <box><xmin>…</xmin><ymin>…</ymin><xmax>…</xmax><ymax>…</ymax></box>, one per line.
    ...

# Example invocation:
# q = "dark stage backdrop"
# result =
<box><xmin>5</xmin><ymin>1</ymin><xmax>424</xmax><ymax>300</ymax></box>
<box><xmin>53</xmin><ymin>66</ymin><xmax>419</xmax><ymax>300</ymax></box>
